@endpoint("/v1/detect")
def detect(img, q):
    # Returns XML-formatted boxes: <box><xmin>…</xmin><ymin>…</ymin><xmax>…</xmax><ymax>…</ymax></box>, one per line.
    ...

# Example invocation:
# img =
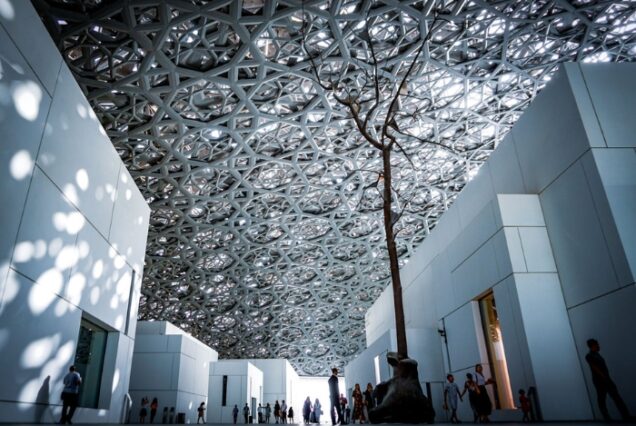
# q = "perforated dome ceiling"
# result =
<box><xmin>35</xmin><ymin>0</ymin><xmax>636</xmax><ymax>375</ymax></box>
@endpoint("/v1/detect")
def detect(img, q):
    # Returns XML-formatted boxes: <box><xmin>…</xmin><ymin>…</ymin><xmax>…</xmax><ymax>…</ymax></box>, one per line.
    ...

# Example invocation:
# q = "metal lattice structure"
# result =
<box><xmin>35</xmin><ymin>0</ymin><xmax>636</xmax><ymax>375</ymax></box>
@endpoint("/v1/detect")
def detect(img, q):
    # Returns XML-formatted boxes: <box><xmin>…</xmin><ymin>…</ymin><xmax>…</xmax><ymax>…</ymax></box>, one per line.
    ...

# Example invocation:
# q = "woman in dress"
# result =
<box><xmin>461</xmin><ymin>373</ymin><xmax>480</xmax><ymax>423</ymax></box>
<box><xmin>474</xmin><ymin>364</ymin><xmax>494</xmax><ymax>422</ymax></box>
<box><xmin>363</xmin><ymin>383</ymin><xmax>374</xmax><ymax>422</ymax></box>
<box><xmin>313</xmin><ymin>398</ymin><xmax>322</xmax><ymax>424</ymax></box>
<box><xmin>351</xmin><ymin>383</ymin><xmax>365</xmax><ymax>423</ymax></box>
<box><xmin>303</xmin><ymin>397</ymin><xmax>312</xmax><ymax>423</ymax></box>
<box><xmin>274</xmin><ymin>400</ymin><xmax>281</xmax><ymax>424</ymax></box>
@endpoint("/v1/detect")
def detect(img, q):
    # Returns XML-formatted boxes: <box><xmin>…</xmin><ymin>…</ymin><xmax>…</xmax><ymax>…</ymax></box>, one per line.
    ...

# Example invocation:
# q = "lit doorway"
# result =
<box><xmin>479</xmin><ymin>292</ymin><xmax>514</xmax><ymax>409</ymax></box>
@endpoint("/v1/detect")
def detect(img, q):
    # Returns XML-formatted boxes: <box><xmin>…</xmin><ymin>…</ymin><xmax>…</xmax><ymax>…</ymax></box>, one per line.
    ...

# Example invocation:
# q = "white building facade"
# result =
<box><xmin>347</xmin><ymin>63</ymin><xmax>636</xmax><ymax>422</ymax></box>
<box><xmin>0</xmin><ymin>2</ymin><xmax>150</xmax><ymax>422</ymax></box>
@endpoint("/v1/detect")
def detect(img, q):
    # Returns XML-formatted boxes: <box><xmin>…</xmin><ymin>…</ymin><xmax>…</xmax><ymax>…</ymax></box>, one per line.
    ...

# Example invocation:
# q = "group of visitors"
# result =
<box><xmin>443</xmin><ymin>364</ymin><xmax>494</xmax><ymax>424</ymax></box>
<box><xmin>234</xmin><ymin>400</ymin><xmax>295</xmax><ymax>424</ymax></box>
<box><xmin>327</xmin><ymin>368</ymin><xmax>377</xmax><ymax>425</ymax></box>
<box><xmin>302</xmin><ymin>397</ymin><xmax>323</xmax><ymax>423</ymax></box>
<box><xmin>443</xmin><ymin>339</ymin><xmax>632</xmax><ymax>423</ymax></box>
<box><xmin>138</xmin><ymin>397</ymin><xmax>159</xmax><ymax>423</ymax></box>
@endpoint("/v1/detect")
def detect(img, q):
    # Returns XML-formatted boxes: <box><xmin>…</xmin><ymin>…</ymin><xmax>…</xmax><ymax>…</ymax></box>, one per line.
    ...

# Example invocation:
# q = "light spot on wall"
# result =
<box><xmin>9</xmin><ymin>150</ymin><xmax>33</xmax><ymax>180</ymax></box>
<box><xmin>48</xmin><ymin>237</ymin><xmax>63</xmax><ymax>257</ymax></box>
<box><xmin>112</xmin><ymin>368</ymin><xmax>120</xmax><ymax>393</ymax></box>
<box><xmin>12</xmin><ymin>80</ymin><xmax>41</xmax><ymax>121</ymax></box>
<box><xmin>66</xmin><ymin>211</ymin><xmax>85</xmax><ymax>235</ymax></box>
<box><xmin>0</xmin><ymin>0</ymin><xmax>15</xmax><ymax>20</ymax></box>
<box><xmin>92</xmin><ymin>259</ymin><xmax>104</xmax><ymax>279</ymax></box>
<box><xmin>125</xmin><ymin>188</ymin><xmax>132</xmax><ymax>200</ymax></box>
<box><xmin>66</xmin><ymin>272</ymin><xmax>85</xmax><ymax>305</ymax></box>
<box><xmin>55</xmin><ymin>245</ymin><xmax>79</xmax><ymax>270</ymax></box>
<box><xmin>13</xmin><ymin>241</ymin><xmax>34</xmax><ymax>262</ymax></box>
<box><xmin>21</xmin><ymin>334</ymin><xmax>60</xmax><ymax>368</ymax></box>
<box><xmin>63</xmin><ymin>183</ymin><xmax>79</xmax><ymax>205</ymax></box>
<box><xmin>77</xmin><ymin>239</ymin><xmax>90</xmax><ymax>259</ymax></box>
<box><xmin>114</xmin><ymin>254</ymin><xmax>125</xmax><ymax>269</ymax></box>
<box><xmin>76</xmin><ymin>169</ymin><xmax>89</xmax><ymax>191</ymax></box>
<box><xmin>76</xmin><ymin>103</ymin><xmax>87</xmax><ymax>118</ymax></box>
<box><xmin>29</xmin><ymin>270</ymin><xmax>63</xmax><ymax>314</ymax></box>
<box><xmin>90</xmin><ymin>286</ymin><xmax>100</xmax><ymax>305</ymax></box>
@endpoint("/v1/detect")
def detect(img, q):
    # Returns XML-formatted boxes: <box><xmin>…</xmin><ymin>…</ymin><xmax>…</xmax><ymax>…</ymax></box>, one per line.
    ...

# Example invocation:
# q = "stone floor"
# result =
<box><xmin>14</xmin><ymin>422</ymin><xmax>630</xmax><ymax>426</ymax></box>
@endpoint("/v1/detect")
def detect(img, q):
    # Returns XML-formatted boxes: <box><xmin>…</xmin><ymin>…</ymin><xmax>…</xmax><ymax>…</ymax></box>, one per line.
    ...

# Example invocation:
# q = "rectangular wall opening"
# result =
<box><xmin>74</xmin><ymin>317</ymin><xmax>108</xmax><ymax>408</ymax></box>
<box><xmin>479</xmin><ymin>292</ymin><xmax>515</xmax><ymax>409</ymax></box>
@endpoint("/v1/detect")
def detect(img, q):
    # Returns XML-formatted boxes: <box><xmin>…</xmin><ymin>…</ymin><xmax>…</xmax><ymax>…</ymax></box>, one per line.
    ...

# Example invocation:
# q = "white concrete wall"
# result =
<box><xmin>207</xmin><ymin>360</ymin><xmax>263</xmax><ymax>424</ymax></box>
<box><xmin>246</xmin><ymin>359</ymin><xmax>300</xmax><ymax>413</ymax></box>
<box><xmin>361</xmin><ymin>63</ymin><xmax>636</xmax><ymax>421</ymax></box>
<box><xmin>0</xmin><ymin>1</ymin><xmax>150</xmax><ymax>422</ymax></box>
<box><xmin>129</xmin><ymin>321</ymin><xmax>218</xmax><ymax>424</ymax></box>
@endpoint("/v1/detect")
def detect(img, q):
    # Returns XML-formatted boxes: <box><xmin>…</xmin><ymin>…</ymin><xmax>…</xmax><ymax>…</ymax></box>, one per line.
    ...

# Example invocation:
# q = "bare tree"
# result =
<box><xmin>302</xmin><ymin>4</ymin><xmax>452</xmax><ymax>361</ymax></box>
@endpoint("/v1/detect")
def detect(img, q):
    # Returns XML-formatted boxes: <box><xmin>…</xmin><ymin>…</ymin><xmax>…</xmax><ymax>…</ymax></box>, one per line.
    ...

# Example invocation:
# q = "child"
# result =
<box><xmin>198</xmin><ymin>402</ymin><xmax>206</xmax><ymax>424</ymax></box>
<box><xmin>444</xmin><ymin>374</ymin><xmax>463</xmax><ymax>424</ymax></box>
<box><xmin>519</xmin><ymin>389</ymin><xmax>531</xmax><ymax>422</ymax></box>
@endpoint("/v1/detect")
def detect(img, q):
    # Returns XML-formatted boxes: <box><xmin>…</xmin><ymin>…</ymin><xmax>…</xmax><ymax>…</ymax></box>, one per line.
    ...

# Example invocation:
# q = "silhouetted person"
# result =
<box><xmin>586</xmin><ymin>338</ymin><xmax>630</xmax><ymax>421</ymax></box>
<box><xmin>150</xmin><ymin>397</ymin><xmax>159</xmax><ymax>423</ymax></box>
<box><xmin>328</xmin><ymin>368</ymin><xmax>343</xmax><ymax>425</ymax></box>
<box><xmin>233</xmin><ymin>404</ymin><xmax>239</xmax><ymax>424</ymax></box>
<box><xmin>244</xmin><ymin>402</ymin><xmax>250</xmax><ymax>423</ymax></box>
<box><xmin>59</xmin><ymin>365</ymin><xmax>81</xmax><ymax>424</ymax></box>
<box><xmin>518</xmin><ymin>389</ymin><xmax>531</xmax><ymax>422</ymax></box>
<box><xmin>197</xmin><ymin>402</ymin><xmax>206</xmax><ymax>424</ymax></box>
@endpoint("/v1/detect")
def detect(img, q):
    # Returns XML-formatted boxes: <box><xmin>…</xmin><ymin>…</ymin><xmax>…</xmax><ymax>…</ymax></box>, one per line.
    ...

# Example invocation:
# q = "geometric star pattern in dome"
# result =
<box><xmin>34</xmin><ymin>0</ymin><xmax>636</xmax><ymax>375</ymax></box>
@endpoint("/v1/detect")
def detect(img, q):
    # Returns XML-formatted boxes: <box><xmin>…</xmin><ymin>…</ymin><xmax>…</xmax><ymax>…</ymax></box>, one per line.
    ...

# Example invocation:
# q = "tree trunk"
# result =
<box><xmin>381</xmin><ymin>147</ymin><xmax>408</xmax><ymax>359</ymax></box>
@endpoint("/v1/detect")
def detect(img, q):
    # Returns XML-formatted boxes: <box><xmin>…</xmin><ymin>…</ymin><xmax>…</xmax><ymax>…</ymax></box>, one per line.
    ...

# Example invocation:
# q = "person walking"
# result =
<box><xmin>197</xmin><ymin>402</ymin><xmax>206</xmax><ymax>424</ymax></box>
<box><xmin>339</xmin><ymin>394</ymin><xmax>348</xmax><ymax>424</ymax></box>
<box><xmin>150</xmin><ymin>397</ymin><xmax>159</xmax><ymax>423</ymax></box>
<box><xmin>461</xmin><ymin>373</ymin><xmax>479</xmax><ymax>423</ymax></box>
<box><xmin>266</xmin><ymin>403</ymin><xmax>272</xmax><ymax>423</ymax></box>
<box><xmin>140</xmin><ymin>397</ymin><xmax>149</xmax><ymax>423</ymax></box>
<box><xmin>244</xmin><ymin>403</ymin><xmax>251</xmax><ymax>423</ymax></box>
<box><xmin>288</xmin><ymin>406</ymin><xmax>294</xmax><ymax>423</ymax></box>
<box><xmin>351</xmin><ymin>384</ymin><xmax>364</xmax><ymax>423</ymax></box>
<box><xmin>585</xmin><ymin>338</ymin><xmax>630</xmax><ymax>421</ymax></box>
<box><xmin>474</xmin><ymin>364</ymin><xmax>494</xmax><ymax>422</ymax></box>
<box><xmin>281</xmin><ymin>400</ymin><xmax>288</xmax><ymax>424</ymax></box>
<box><xmin>59</xmin><ymin>365</ymin><xmax>82</xmax><ymax>424</ymax></box>
<box><xmin>258</xmin><ymin>403</ymin><xmax>264</xmax><ymax>423</ymax></box>
<box><xmin>362</xmin><ymin>383</ymin><xmax>374</xmax><ymax>423</ymax></box>
<box><xmin>328</xmin><ymin>368</ymin><xmax>343</xmax><ymax>425</ymax></box>
<box><xmin>444</xmin><ymin>374</ymin><xmax>462</xmax><ymax>424</ymax></box>
<box><xmin>233</xmin><ymin>404</ymin><xmax>239</xmax><ymax>424</ymax></box>
<box><xmin>518</xmin><ymin>389</ymin><xmax>531</xmax><ymax>422</ymax></box>
<box><xmin>313</xmin><ymin>398</ymin><xmax>322</xmax><ymax>424</ymax></box>
<box><xmin>303</xmin><ymin>397</ymin><xmax>312</xmax><ymax>423</ymax></box>
<box><xmin>274</xmin><ymin>400</ymin><xmax>281</xmax><ymax>424</ymax></box>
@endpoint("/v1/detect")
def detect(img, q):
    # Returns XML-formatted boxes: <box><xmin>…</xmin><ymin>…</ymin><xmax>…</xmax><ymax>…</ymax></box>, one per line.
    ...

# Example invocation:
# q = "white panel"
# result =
<box><xmin>496</xmin><ymin>194</ymin><xmax>545</xmax><ymax>227</ymax></box>
<box><xmin>563</xmin><ymin>64</ymin><xmax>606</xmax><ymax>148</ymax></box>
<box><xmin>36</xmin><ymin>66</ymin><xmax>120</xmax><ymax>237</ymax></box>
<box><xmin>133</xmin><ymin>334</ymin><xmax>169</xmax><ymax>353</ymax></box>
<box><xmin>0</xmin><ymin>0</ymin><xmax>62</xmax><ymax>95</ymax></box>
<box><xmin>568</xmin><ymin>285</ymin><xmax>636</xmax><ymax>417</ymax></box>
<box><xmin>0</xmin><ymin>25</ymin><xmax>52</xmax><ymax>288</ymax></box>
<box><xmin>404</xmin><ymin>265</ymin><xmax>436</xmax><ymax>328</ymax></box>
<box><xmin>517</xmin><ymin>227</ymin><xmax>557</xmax><ymax>273</ymax></box>
<box><xmin>515</xmin><ymin>273</ymin><xmax>592</xmax><ymax>420</ymax></box>
<box><xmin>12</xmin><ymin>167</ymin><xmax>79</xmax><ymax>289</ymax></box>
<box><xmin>592</xmin><ymin>149</ymin><xmax>636</xmax><ymax>283</ymax></box>
<box><xmin>540</xmin><ymin>162</ymin><xmax>619</xmax><ymax>306</ymax></box>
<box><xmin>512</xmin><ymin>69</ymin><xmax>591</xmax><ymax>193</ymax></box>
<box><xmin>451</xmin><ymin>238</ymin><xmax>501</xmax><ymax>302</ymax></box>
<box><xmin>582</xmin><ymin>63</ymin><xmax>636</xmax><ymax>148</ymax></box>
<box><xmin>109</xmin><ymin>166</ymin><xmax>150</xmax><ymax>274</ymax></box>
<box><xmin>443</xmin><ymin>303</ymin><xmax>482</xmax><ymax>372</ymax></box>
<box><xmin>487</xmin><ymin>133</ymin><xmax>527</xmax><ymax>194</ymax></box>
<box><xmin>581</xmin><ymin>151</ymin><xmax>633</xmax><ymax>288</ymax></box>
<box><xmin>431</xmin><ymin>253</ymin><xmax>456</xmax><ymax>320</ymax></box>
<box><xmin>446</xmin><ymin>201</ymin><xmax>499</xmax><ymax>270</ymax></box>
<box><xmin>0</xmin><ymin>269</ymin><xmax>81</xmax><ymax>404</ymax></box>
<box><xmin>454</xmin><ymin>165</ymin><xmax>496</xmax><ymax>228</ymax></box>
<box><xmin>71</xmin><ymin>223</ymin><xmax>132</xmax><ymax>331</ymax></box>
<box><xmin>500</xmin><ymin>228</ymin><xmax>526</xmax><ymax>273</ymax></box>
<box><xmin>129</xmin><ymin>352</ymin><xmax>176</xmax><ymax>390</ymax></box>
